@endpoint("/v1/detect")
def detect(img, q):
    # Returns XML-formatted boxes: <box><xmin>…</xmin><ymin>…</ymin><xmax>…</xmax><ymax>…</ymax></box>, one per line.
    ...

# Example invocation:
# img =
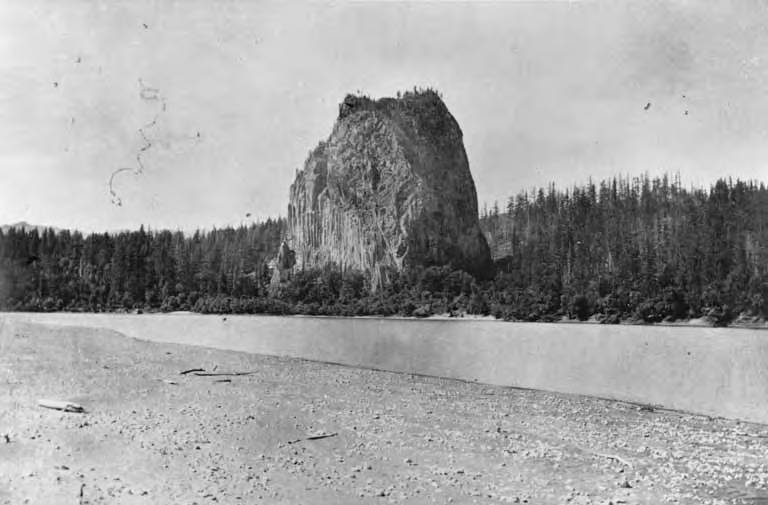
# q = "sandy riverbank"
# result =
<box><xmin>1</xmin><ymin>320</ymin><xmax>767</xmax><ymax>504</ymax></box>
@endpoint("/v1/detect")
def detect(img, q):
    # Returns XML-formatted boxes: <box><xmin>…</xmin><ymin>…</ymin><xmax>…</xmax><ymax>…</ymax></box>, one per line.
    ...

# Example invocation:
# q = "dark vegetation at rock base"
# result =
<box><xmin>1</xmin><ymin>174</ymin><xmax>767</xmax><ymax>326</ymax></box>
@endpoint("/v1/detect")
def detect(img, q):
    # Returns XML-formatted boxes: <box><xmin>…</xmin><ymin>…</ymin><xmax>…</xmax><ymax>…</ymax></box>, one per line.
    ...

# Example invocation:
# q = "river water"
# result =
<box><xmin>3</xmin><ymin>312</ymin><xmax>768</xmax><ymax>423</ymax></box>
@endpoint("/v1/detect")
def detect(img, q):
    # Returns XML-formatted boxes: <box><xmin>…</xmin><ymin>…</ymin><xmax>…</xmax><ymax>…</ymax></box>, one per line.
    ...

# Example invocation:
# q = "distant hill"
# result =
<box><xmin>1</xmin><ymin>221</ymin><xmax>60</xmax><ymax>234</ymax></box>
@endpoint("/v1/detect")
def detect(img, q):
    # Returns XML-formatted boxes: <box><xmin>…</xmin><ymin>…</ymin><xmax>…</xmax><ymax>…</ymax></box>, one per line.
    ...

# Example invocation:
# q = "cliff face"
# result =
<box><xmin>286</xmin><ymin>90</ymin><xmax>492</xmax><ymax>289</ymax></box>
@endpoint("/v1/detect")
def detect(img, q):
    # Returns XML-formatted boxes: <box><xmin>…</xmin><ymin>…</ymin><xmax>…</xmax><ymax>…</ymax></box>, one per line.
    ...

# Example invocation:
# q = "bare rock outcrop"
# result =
<box><xmin>285</xmin><ymin>89</ymin><xmax>492</xmax><ymax>289</ymax></box>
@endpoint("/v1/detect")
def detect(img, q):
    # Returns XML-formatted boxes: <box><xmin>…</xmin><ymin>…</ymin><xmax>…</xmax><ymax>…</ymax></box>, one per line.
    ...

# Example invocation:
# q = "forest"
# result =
<box><xmin>1</xmin><ymin>174</ymin><xmax>767</xmax><ymax>326</ymax></box>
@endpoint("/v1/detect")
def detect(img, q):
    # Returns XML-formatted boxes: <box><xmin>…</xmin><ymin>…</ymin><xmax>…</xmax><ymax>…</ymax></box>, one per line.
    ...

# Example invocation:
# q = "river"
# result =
<box><xmin>2</xmin><ymin>312</ymin><xmax>768</xmax><ymax>424</ymax></box>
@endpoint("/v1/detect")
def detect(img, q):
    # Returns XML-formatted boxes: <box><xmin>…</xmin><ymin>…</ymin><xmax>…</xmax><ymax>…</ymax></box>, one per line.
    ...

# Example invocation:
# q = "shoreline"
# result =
<box><xmin>3</xmin><ymin>309</ymin><xmax>768</xmax><ymax>330</ymax></box>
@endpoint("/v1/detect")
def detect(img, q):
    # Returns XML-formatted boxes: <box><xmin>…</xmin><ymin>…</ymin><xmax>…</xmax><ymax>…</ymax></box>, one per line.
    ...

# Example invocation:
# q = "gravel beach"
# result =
<box><xmin>1</xmin><ymin>319</ymin><xmax>767</xmax><ymax>504</ymax></box>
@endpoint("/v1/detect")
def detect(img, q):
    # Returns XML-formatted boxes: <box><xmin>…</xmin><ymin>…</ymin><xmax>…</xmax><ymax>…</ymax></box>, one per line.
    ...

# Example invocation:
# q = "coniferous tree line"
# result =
<box><xmin>0</xmin><ymin>219</ymin><xmax>284</xmax><ymax>312</ymax></box>
<box><xmin>480</xmin><ymin>174</ymin><xmax>768</xmax><ymax>325</ymax></box>
<box><xmin>1</xmin><ymin>174</ymin><xmax>767</xmax><ymax>325</ymax></box>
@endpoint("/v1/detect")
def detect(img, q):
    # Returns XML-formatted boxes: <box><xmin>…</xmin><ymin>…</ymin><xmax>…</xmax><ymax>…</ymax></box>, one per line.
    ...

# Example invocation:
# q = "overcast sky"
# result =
<box><xmin>2</xmin><ymin>1</ymin><xmax>768</xmax><ymax>232</ymax></box>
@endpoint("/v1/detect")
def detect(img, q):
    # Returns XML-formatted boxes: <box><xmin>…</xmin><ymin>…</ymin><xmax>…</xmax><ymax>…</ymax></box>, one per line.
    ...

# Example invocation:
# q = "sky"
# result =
<box><xmin>1</xmin><ymin>0</ymin><xmax>768</xmax><ymax>232</ymax></box>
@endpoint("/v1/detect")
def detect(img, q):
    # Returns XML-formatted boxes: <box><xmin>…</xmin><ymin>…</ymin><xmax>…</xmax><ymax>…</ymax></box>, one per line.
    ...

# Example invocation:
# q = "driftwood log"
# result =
<box><xmin>38</xmin><ymin>399</ymin><xmax>85</xmax><ymax>413</ymax></box>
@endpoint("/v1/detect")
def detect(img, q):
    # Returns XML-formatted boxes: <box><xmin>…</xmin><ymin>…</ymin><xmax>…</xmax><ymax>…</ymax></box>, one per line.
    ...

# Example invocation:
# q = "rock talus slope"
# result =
<box><xmin>286</xmin><ymin>91</ymin><xmax>492</xmax><ymax>288</ymax></box>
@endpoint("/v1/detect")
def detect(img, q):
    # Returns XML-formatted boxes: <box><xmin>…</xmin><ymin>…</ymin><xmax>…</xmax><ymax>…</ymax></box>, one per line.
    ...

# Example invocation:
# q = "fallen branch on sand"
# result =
<box><xmin>287</xmin><ymin>432</ymin><xmax>338</xmax><ymax>445</ymax></box>
<box><xmin>213</xmin><ymin>379</ymin><xmax>232</xmax><ymax>383</ymax></box>
<box><xmin>38</xmin><ymin>399</ymin><xmax>85</xmax><ymax>413</ymax></box>
<box><xmin>193</xmin><ymin>371</ymin><xmax>259</xmax><ymax>377</ymax></box>
<box><xmin>180</xmin><ymin>368</ymin><xmax>205</xmax><ymax>375</ymax></box>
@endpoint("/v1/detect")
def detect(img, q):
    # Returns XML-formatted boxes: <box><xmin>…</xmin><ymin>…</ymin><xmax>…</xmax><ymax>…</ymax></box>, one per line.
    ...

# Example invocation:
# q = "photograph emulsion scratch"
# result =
<box><xmin>109</xmin><ymin>78</ymin><xmax>201</xmax><ymax>206</ymax></box>
<box><xmin>108</xmin><ymin>79</ymin><xmax>166</xmax><ymax>206</ymax></box>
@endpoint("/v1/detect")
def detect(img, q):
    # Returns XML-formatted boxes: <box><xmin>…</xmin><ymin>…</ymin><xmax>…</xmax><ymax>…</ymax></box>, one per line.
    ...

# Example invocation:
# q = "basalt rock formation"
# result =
<box><xmin>283</xmin><ymin>89</ymin><xmax>492</xmax><ymax>289</ymax></box>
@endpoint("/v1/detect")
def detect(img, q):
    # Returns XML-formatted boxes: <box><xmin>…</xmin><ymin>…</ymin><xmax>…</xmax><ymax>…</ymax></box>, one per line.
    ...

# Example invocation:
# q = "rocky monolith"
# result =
<box><xmin>284</xmin><ymin>89</ymin><xmax>492</xmax><ymax>289</ymax></box>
